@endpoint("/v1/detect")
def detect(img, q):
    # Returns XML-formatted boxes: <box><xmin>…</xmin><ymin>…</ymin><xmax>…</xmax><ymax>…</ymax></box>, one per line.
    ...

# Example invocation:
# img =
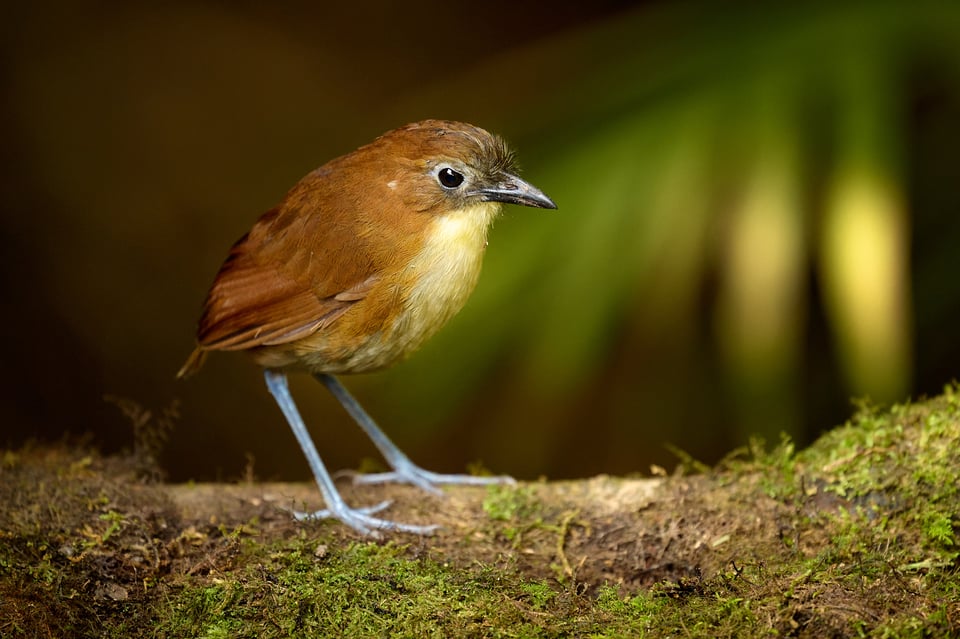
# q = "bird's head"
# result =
<box><xmin>359</xmin><ymin>119</ymin><xmax>557</xmax><ymax>216</ymax></box>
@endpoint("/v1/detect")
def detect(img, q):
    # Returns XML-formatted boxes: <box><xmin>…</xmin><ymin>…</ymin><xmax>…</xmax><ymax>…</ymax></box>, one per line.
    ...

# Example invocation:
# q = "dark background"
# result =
<box><xmin>4</xmin><ymin>1</ymin><xmax>959</xmax><ymax>483</ymax></box>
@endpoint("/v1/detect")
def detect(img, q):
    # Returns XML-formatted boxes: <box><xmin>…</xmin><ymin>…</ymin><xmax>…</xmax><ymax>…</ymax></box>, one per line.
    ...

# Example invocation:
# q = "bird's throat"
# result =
<box><xmin>387</xmin><ymin>201</ymin><xmax>500</xmax><ymax>355</ymax></box>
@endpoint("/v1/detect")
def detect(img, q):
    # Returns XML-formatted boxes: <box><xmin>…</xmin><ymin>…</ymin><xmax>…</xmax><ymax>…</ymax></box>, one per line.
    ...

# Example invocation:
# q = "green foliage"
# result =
<box><xmin>390</xmin><ymin>1</ymin><xmax>960</xmax><ymax>452</ymax></box>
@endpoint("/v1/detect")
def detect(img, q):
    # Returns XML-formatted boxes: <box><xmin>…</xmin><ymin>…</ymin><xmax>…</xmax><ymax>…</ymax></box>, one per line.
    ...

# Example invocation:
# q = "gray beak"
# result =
<box><xmin>474</xmin><ymin>173</ymin><xmax>557</xmax><ymax>209</ymax></box>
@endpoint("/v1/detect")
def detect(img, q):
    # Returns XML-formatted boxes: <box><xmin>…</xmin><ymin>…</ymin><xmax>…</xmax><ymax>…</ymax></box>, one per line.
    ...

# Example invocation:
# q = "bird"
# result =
<box><xmin>177</xmin><ymin>120</ymin><xmax>557</xmax><ymax>535</ymax></box>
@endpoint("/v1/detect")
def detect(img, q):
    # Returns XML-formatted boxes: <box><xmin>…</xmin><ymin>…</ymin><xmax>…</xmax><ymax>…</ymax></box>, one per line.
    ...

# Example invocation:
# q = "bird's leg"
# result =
<box><xmin>315</xmin><ymin>373</ymin><xmax>516</xmax><ymax>493</ymax></box>
<box><xmin>264</xmin><ymin>370</ymin><xmax>438</xmax><ymax>535</ymax></box>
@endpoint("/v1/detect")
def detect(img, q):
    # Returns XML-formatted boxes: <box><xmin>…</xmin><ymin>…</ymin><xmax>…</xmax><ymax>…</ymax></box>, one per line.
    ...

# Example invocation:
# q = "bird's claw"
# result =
<box><xmin>352</xmin><ymin>463</ymin><xmax>516</xmax><ymax>495</ymax></box>
<box><xmin>291</xmin><ymin>499</ymin><xmax>439</xmax><ymax>536</ymax></box>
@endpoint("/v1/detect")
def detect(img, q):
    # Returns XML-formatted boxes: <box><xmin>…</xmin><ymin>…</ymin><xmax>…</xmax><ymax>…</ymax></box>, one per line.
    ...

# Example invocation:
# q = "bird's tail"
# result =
<box><xmin>176</xmin><ymin>347</ymin><xmax>208</xmax><ymax>379</ymax></box>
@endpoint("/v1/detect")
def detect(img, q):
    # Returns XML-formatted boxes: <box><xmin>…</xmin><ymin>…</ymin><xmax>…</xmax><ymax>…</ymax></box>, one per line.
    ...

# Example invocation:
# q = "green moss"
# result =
<box><xmin>159</xmin><ymin>537</ymin><xmax>584</xmax><ymax>638</ymax></box>
<box><xmin>482</xmin><ymin>483</ymin><xmax>547</xmax><ymax>544</ymax></box>
<box><xmin>5</xmin><ymin>385</ymin><xmax>960</xmax><ymax>638</ymax></box>
<box><xmin>794</xmin><ymin>383</ymin><xmax>960</xmax><ymax>576</ymax></box>
<box><xmin>922</xmin><ymin>511</ymin><xmax>956</xmax><ymax>549</ymax></box>
<box><xmin>519</xmin><ymin>581</ymin><xmax>556</xmax><ymax>610</ymax></box>
<box><xmin>483</xmin><ymin>484</ymin><xmax>541</xmax><ymax>522</ymax></box>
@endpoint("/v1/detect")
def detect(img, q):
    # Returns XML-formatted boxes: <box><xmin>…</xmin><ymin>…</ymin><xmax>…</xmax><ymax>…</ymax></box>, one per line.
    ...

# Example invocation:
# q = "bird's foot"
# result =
<box><xmin>291</xmin><ymin>499</ymin><xmax>439</xmax><ymax>536</ymax></box>
<box><xmin>350</xmin><ymin>461</ymin><xmax>516</xmax><ymax>496</ymax></box>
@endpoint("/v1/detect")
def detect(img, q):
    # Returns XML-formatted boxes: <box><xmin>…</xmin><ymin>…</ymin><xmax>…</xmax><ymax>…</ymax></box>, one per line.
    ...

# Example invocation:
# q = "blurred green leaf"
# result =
<box><xmin>386</xmin><ymin>1</ymin><xmax>960</xmax><ymax>458</ymax></box>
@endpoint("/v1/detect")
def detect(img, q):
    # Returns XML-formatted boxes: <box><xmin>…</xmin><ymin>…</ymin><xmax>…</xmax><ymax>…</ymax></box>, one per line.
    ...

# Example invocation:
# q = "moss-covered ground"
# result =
<box><xmin>2</xmin><ymin>384</ymin><xmax>959</xmax><ymax>637</ymax></box>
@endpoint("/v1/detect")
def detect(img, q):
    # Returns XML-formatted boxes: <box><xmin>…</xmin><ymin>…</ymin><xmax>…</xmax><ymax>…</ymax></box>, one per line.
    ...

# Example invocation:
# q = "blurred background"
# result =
<box><xmin>3</xmin><ymin>1</ymin><xmax>959</xmax><ymax>483</ymax></box>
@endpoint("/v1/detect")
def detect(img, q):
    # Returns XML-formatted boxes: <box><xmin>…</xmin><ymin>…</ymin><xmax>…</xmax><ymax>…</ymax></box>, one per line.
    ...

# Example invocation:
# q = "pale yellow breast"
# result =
<box><xmin>395</xmin><ymin>201</ymin><xmax>499</xmax><ymax>343</ymax></box>
<box><xmin>323</xmin><ymin>202</ymin><xmax>500</xmax><ymax>372</ymax></box>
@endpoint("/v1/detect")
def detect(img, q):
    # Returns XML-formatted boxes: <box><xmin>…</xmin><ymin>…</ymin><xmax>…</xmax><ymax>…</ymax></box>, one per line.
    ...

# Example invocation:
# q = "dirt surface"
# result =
<box><xmin>3</xmin><ymin>389</ymin><xmax>959</xmax><ymax>637</ymax></box>
<box><xmin>166</xmin><ymin>471</ymin><xmax>762</xmax><ymax>593</ymax></box>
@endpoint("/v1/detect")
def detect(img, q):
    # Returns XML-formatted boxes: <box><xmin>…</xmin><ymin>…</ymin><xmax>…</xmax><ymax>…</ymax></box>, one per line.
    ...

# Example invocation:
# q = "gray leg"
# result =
<box><xmin>315</xmin><ymin>373</ymin><xmax>516</xmax><ymax>492</ymax></box>
<box><xmin>264</xmin><ymin>369</ymin><xmax>437</xmax><ymax>535</ymax></box>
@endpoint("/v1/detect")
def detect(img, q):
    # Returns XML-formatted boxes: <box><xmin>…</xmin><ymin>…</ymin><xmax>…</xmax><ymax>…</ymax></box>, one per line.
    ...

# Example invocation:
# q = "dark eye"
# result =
<box><xmin>437</xmin><ymin>167</ymin><xmax>464</xmax><ymax>189</ymax></box>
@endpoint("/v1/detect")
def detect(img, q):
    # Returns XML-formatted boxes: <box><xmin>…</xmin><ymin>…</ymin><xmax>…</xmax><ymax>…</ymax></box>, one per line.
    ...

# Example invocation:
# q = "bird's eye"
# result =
<box><xmin>437</xmin><ymin>167</ymin><xmax>465</xmax><ymax>189</ymax></box>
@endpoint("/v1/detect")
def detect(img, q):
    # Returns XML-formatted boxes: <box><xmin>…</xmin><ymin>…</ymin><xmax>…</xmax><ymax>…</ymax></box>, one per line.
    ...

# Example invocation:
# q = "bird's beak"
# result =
<box><xmin>474</xmin><ymin>173</ymin><xmax>557</xmax><ymax>210</ymax></box>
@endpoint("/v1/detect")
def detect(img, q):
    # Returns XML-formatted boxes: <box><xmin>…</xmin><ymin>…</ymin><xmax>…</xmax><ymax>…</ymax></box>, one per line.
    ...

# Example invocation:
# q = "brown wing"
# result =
<box><xmin>194</xmin><ymin>192</ymin><xmax>381</xmax><ymax>353</ymax></box>
<box><xmin>195</xmin><ymin>252</ymin><xmax>361</xmax><ymax>350</ymax></box>
<box><xmin>178</xmin><ymin>134</ymin><xmax>441</xmax><ymax>380</ymax></box>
